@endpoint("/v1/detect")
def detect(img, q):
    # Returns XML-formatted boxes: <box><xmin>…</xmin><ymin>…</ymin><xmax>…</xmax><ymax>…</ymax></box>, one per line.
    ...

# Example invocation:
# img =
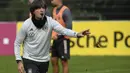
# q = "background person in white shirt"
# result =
<box><xmin>14</xmin><ymin>0</ymin><xmax>90</xmax><ymax>73</ymax></box>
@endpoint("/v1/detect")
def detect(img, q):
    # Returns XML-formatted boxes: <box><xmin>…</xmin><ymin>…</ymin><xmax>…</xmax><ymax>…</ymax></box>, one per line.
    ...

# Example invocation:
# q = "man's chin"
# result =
<box><xmin>35</xmin><ymin>17</ymin><xmax>42</xmax><ymax>20</ymax></box>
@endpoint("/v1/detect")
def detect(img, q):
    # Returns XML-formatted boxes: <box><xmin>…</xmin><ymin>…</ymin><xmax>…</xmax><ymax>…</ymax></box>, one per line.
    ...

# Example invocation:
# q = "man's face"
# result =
<box><xmin>33</xmin><ymin>7</ymin><xmax>45</xmax><ymax>19</ymax></box>
<box><xmin>28</xmin><ymin>0</ymin><xmax>34</xmax><ymax>4</ymax></box>
<box><xmin>51</xmin><ymin>0</ymin><xmax>59</xmax><ymax>6</ymax></box>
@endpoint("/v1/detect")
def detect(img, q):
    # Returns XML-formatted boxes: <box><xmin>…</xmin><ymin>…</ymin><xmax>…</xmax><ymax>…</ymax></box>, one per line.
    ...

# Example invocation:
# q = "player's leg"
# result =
<box><xmin>22</xmin><ymin>58</ymin><xmax>40</xmax><ymax>73</ymax></box>
<box><xmin>51</xmin><ymin>40</ymin><xmax>60</xmax><ymax>73</ymax></box>
<box><xmin>39</xmin><ymin>61</ymin><xmax>49</xmax><ymax>73</ymax></box>
<box><xmin>61</xmin><ymin>59</ymin><xmax>69</xmax><ymax>73</ymax></box>
<box><xmin>58</xmin><ymin>38</ymin><xmax>70</xmax><ymax>73</ymax></box>
<box><xmin>51</xmin><ymin>57</ymin><xmax>59</xmax><ymax>73</ymax></box>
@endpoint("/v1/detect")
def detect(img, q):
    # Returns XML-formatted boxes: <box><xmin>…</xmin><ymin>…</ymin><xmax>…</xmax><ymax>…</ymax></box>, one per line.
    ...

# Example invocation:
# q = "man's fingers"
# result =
<box><xmin>85</xmin><ymin>29</ymin><xmax>89</xmax><ymax>32</ymax></box>
<box><xmin>22</xmin><ymin>67</ymin><xmax>25</xmax><ymax>73</ymax></box>
<box><xmin>83</xmin><ymin>31</ymin><xmax>90</xmax><ymax>34</ymax></box>
<box><xmin>77</xmin><ymin>29</ymin><xmax>91</xmax><ymax>38</ymax></box>
<box><xmin>18</xmin><ymin>66</ymin><xmax>24</xmax><ymax>73</ymax></box>
<box><xmin>82</xmin><ymin>29</ymin><xmax>90</xmax><ymax>35</ymax></box>
<box><xmin>18</xmin><ymin>68</ymin><xmax>22</xmax><ymax>73</ymax></box>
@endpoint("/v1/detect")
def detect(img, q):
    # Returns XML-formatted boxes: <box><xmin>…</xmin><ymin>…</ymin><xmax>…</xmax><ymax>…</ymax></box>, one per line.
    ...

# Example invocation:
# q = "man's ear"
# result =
<box><xmin>32</xmin><ymin>10</ymin><xmax>35</xmax><ymax>15</ymax></box>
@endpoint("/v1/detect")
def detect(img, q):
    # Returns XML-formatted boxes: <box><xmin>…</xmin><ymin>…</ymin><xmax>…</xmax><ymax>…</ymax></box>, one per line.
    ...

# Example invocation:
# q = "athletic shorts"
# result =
<box><xmin>51</xmin><ymin>35</ymin><xmax>70</xmax><ymax>60</ymax></box>
<box><xmin>22</xmin><ymin>58</ymin><xmax>49</xmax><ymax>73</ymax></box>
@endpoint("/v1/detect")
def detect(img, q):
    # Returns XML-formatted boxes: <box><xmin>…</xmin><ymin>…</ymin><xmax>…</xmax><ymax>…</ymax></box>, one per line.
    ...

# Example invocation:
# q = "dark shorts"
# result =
<box><xmin>51</xmin><ymin>35</ymin><xmax>70</xmax><ymax>60</ymax></box>
<box><xmin>23</xmin><ymin>58</ymin><xmax>49</xmax><ymax>73</ymax></box>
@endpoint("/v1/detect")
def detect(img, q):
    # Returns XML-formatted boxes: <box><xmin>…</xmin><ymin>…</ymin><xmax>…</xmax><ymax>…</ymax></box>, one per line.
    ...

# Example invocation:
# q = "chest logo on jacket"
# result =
<box><xmin>42</xmin><ymin>25</ymin><xmax>48</xmax><ymax>32</ymax></box>
<box><xmin>28</xmin><ymin>28</ymin><xmax>35</xmax><ymax>37</ymax></box>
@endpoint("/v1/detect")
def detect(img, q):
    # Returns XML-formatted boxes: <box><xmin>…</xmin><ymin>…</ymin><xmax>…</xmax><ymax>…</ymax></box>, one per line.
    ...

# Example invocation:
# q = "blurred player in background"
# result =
<box><xmin>51</xmin><ymin>0</ymin><xmax>73</xmax><ymax>73</ymax></box>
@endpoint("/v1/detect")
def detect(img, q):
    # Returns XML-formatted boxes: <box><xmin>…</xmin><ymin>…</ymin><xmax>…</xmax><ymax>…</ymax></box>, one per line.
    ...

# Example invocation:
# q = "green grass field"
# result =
<box><xmin>0</xmin><ymin>56</ymin><xmax>130</xmax><ymax>73</ymax></box>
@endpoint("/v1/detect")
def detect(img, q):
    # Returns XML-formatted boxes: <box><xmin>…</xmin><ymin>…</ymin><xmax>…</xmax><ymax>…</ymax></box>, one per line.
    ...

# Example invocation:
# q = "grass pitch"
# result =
<box><xmin>0</xmin><ymin>56</ymin><xmax>130</xmax><ymax>73</ymax></box>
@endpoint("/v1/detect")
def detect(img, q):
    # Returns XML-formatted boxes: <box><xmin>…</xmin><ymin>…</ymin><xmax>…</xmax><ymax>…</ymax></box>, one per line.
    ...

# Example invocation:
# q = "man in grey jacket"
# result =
<box><xmin>14</xmin><ymin>0</ymin><xmax>90</xmax><ymax>73</ymax></box>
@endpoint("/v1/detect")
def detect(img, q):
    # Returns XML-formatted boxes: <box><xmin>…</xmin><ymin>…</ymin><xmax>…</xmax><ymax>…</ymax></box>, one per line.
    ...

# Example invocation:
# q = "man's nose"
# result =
<box><xmin>40</xmin><ymin>8</ymin><xmax>44</xmax><ymax>12</ymax></box>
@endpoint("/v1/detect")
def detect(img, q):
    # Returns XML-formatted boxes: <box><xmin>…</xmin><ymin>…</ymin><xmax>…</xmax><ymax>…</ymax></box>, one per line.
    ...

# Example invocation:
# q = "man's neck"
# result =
<box><xmin>57</xmin><ymin>3</ymin><xmax>63</xmax><ymax>8</ymax></box>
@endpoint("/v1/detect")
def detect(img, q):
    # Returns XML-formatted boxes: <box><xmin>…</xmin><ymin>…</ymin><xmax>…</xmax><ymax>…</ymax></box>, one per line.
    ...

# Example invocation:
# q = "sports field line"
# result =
<box><xmin>86</xmin><ymin>68</ymin><xmax>130</xmax><ymax>73</ymax></box>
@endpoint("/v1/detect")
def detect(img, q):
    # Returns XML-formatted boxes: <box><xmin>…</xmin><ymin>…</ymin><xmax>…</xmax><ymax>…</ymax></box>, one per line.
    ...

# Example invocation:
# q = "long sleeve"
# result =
<box><xmin>51</xmin><ymin>18</ymin><xmax>77</xmax><ymax>37</ymax></box>
<box><xmin>14</xmin><ymin>23</ymin><xmax>27</xmax><ymax>60</ymax></box>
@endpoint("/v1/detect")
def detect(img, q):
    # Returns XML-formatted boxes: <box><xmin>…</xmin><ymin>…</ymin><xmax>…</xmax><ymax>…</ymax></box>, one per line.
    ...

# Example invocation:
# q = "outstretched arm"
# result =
<box><xmin>51</xmin><ymin>19</ymin><xmax>90</xmax><ymax>37</ymax></box>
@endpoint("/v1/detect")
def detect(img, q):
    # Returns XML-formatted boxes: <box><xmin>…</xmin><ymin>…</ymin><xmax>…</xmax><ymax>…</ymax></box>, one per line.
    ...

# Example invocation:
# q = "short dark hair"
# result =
<box><xmin>30</xmin><ymin>0</ymin><xmax>47</xmax><ymax>14</ymax></box>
